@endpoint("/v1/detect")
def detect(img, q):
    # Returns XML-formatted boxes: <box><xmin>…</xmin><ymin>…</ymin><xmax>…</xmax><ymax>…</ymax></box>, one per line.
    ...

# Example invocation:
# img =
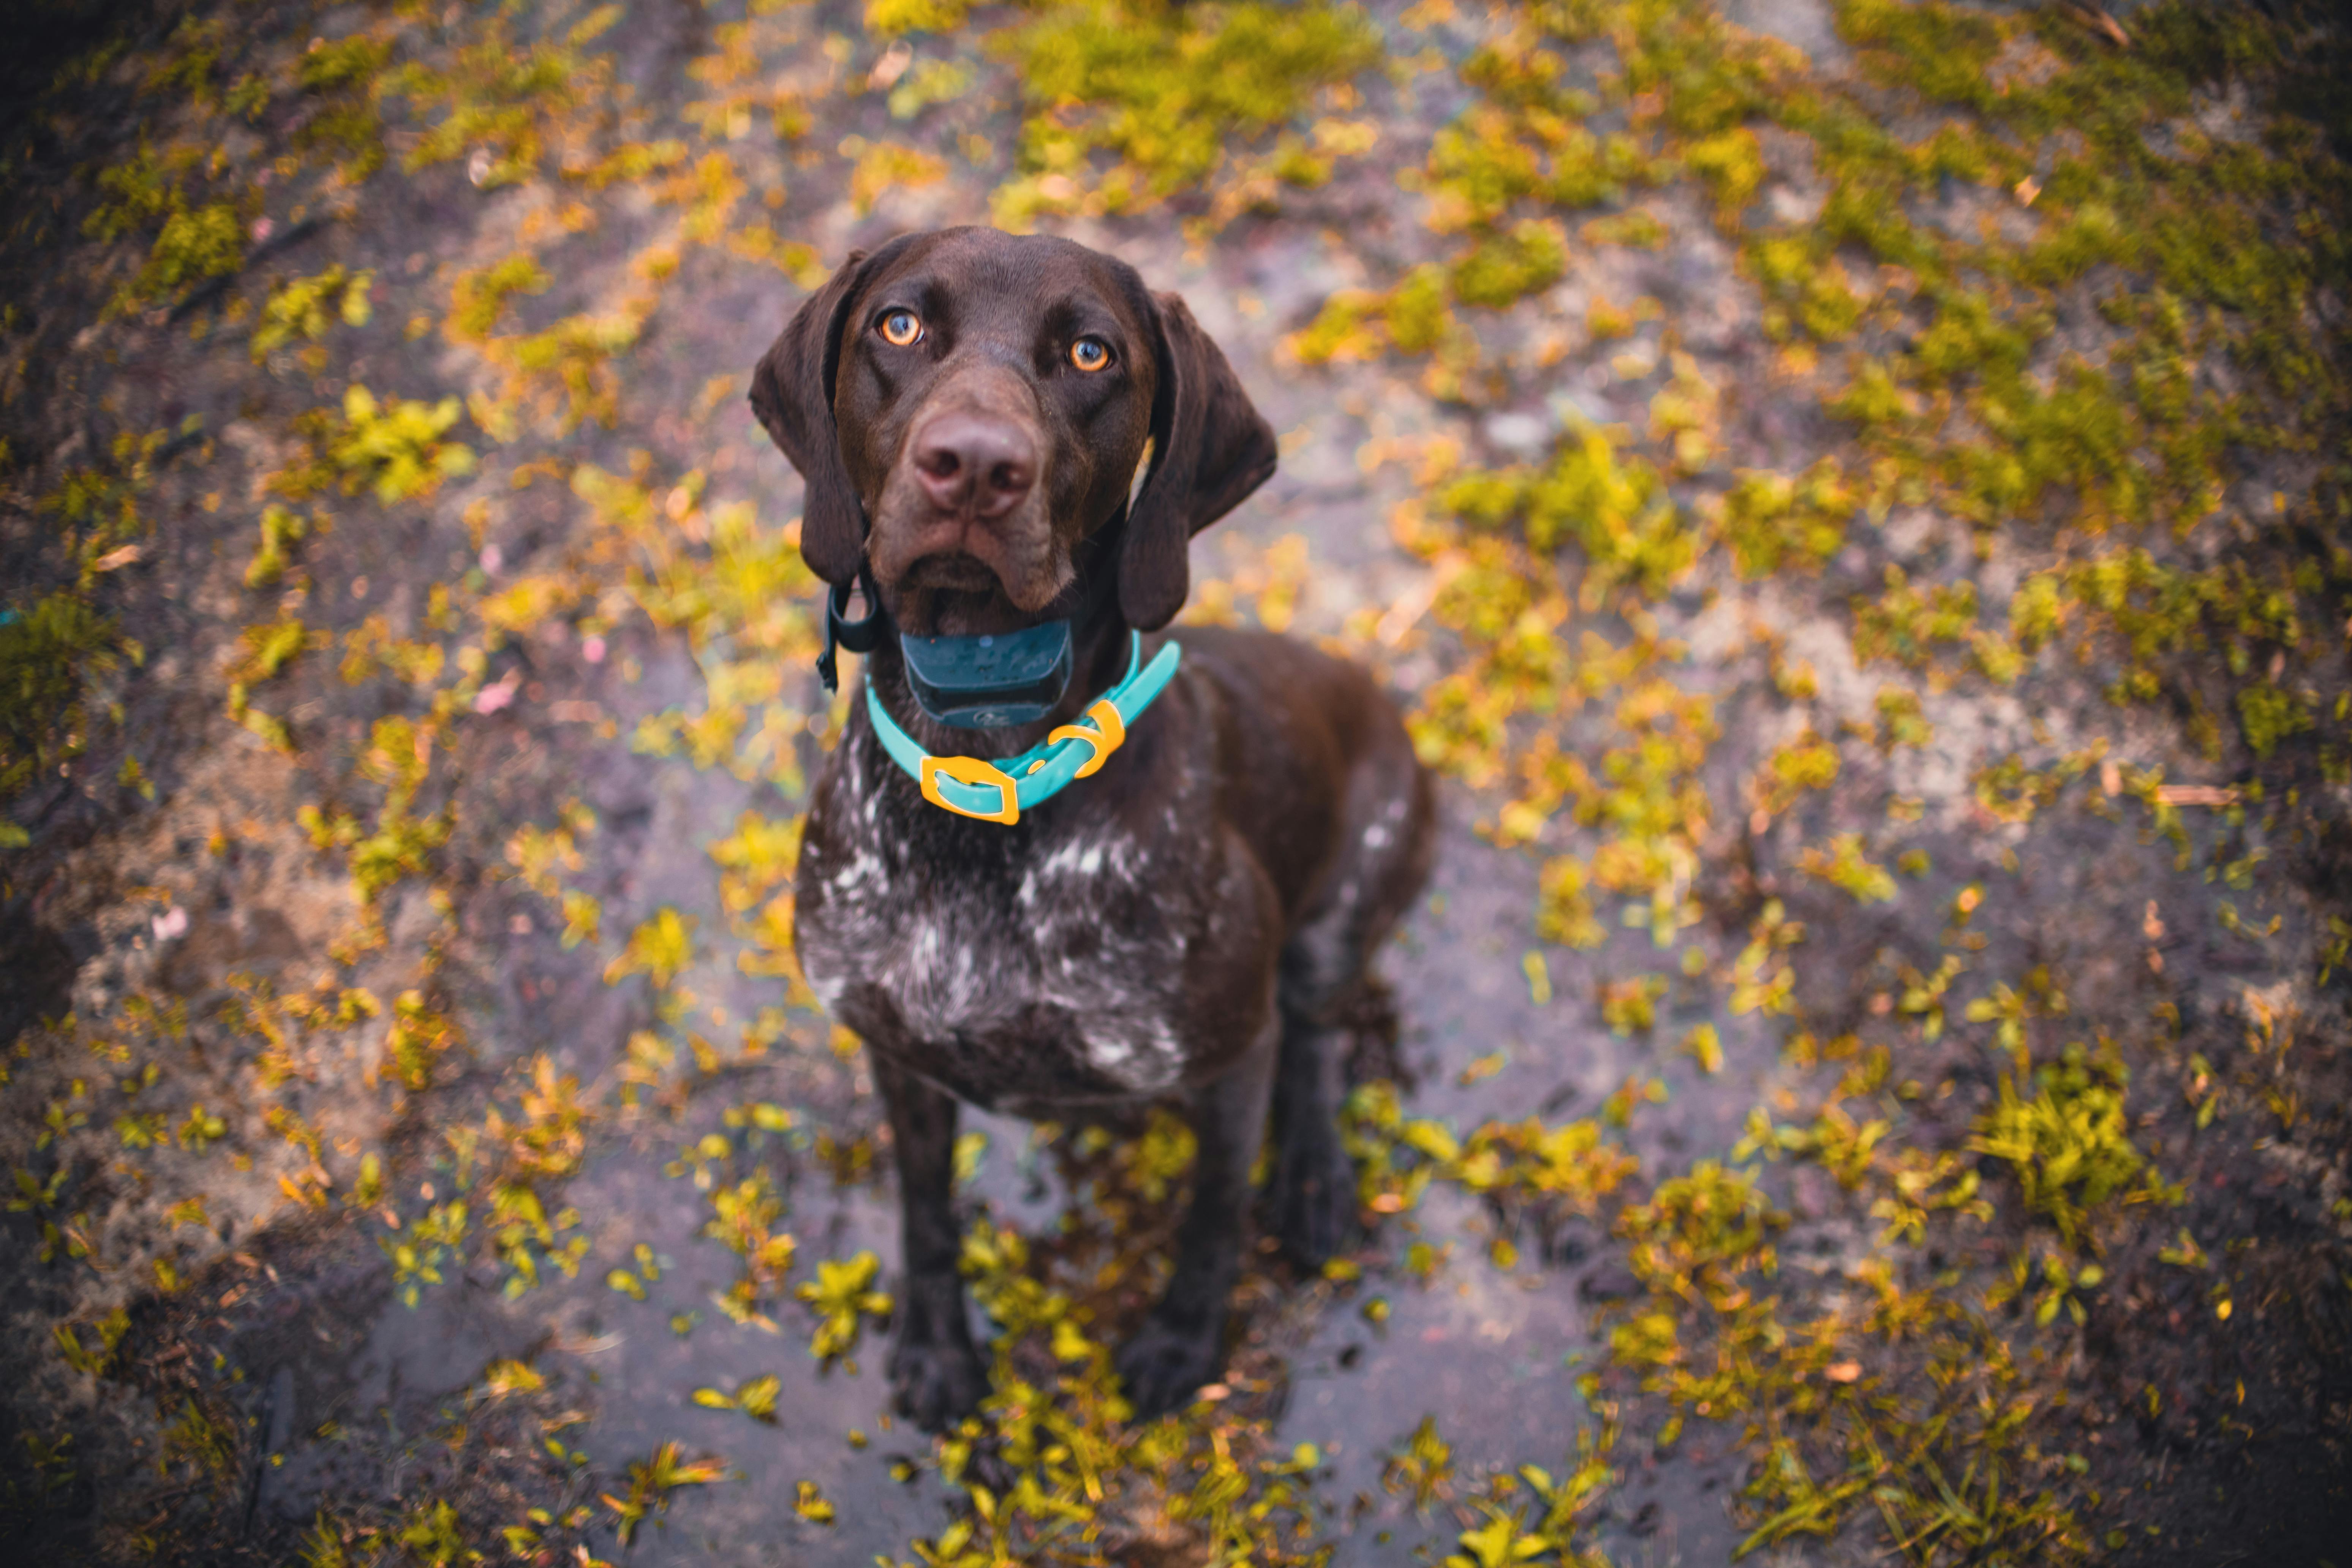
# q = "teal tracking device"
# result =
<box><xmin>898</xmin><ymin>620</ymin><xmax>1073</xmax><ymax>730</ymax></box>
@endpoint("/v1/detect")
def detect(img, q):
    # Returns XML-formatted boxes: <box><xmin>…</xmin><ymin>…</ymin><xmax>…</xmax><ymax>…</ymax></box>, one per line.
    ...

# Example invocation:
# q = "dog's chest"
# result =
<box><xmin>796</xmin><ymin>787</ymin><xmax>1192</xmax><ymax>1100</ymax></box>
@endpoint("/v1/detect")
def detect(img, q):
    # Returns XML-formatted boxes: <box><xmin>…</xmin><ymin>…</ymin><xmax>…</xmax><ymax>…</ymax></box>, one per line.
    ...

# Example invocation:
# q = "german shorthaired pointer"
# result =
<box><xmin>751</xmin><ymin>226</ymin><xmax>1433</xmax><ymax>1427</ymax></box>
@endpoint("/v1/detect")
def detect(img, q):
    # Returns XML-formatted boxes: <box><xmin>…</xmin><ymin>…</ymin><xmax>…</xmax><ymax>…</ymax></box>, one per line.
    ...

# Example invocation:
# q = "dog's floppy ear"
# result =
<box><xmin>749</xmin><ymin>245</ymin><xmax>894</xmax><ymax>586</ymax></box>
<box><xmin>1119</xmin><ymin>292</ymin><xmax>1278</xmax><ymax>632</ymax></box>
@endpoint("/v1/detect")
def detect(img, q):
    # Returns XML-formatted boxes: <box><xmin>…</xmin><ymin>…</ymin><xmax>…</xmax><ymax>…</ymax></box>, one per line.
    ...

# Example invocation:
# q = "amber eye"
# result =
<box><xmin>879</xmin><ymin>310</ymin><xmax>923</xmax><ymax>347</ymax></box>
<box><xmin>1069</xmin><ymin>336</ymin><xmax>1112</xmax><ymax>373</ymax></box>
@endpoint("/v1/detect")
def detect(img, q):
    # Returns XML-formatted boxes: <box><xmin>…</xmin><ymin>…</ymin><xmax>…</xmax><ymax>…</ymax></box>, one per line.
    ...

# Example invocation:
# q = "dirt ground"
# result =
<box><xmin>4</xmin><ymin>0</ymin><xmax>2350</xmax><ymax>1565</ymax></box>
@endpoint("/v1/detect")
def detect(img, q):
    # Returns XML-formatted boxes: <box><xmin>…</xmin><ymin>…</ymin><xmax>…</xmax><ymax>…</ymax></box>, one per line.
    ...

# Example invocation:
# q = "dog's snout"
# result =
<box><xmin>911</xmin><ymin>413</ymin><xmax>1036</xmax><ymax>520</ymax></box>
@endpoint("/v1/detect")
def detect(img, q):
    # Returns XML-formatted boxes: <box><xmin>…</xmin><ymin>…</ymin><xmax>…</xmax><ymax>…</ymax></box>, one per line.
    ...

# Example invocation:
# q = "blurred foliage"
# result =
<box><xmin>2</xmin><ymin>0</ymin><xmax>2347</xmax><ymax>1562</ymax></box>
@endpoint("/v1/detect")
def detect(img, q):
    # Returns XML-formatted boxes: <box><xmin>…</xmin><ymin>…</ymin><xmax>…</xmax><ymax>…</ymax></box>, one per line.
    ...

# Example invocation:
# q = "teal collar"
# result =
<box><xmin>864</xmin><ymin>631</ymin><xmax>1181</xmax><ymax>824</ymax></box>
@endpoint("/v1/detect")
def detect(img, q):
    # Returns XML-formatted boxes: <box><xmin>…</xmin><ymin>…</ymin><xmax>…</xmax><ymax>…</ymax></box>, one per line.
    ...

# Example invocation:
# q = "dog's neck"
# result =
<box><xmin>853</xmin><ymin>507</ymin><xmax>1148</xmax><ymax>762</ymax></box>
<box><xmin>859</xmin><ymin>583</ymin><xmax>1137</xmax><ymax>764</ymax></box>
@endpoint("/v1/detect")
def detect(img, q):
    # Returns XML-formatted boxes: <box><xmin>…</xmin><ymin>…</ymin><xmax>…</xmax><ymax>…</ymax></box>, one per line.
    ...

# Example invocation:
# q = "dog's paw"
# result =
<box><xmin>889</xmin><ymin>1334</ymin><xmax>987</xmax><ymax>1432</ymax></box>
<box><xmin>1272</xmin><ymin>1137</ymin><xmax>1358</xmax><ymax>1271</ymax></box>
<box><xmin>1114</xmin><ymin>1317</ymin><xmax>1223</xmax><ymax>1422</ymax></box>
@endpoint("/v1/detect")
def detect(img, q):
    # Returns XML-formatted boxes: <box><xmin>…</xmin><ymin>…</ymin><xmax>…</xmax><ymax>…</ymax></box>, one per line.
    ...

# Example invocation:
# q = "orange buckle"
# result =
<box><xmin>919</xmin><ymin>754</ymin><xmax>1020</xmax><ymax>824</ymax></box>
<box><xmin>1048</xmin><ymin>699</ymin><xmax>1126</xmax><ymax>779</ymax></box>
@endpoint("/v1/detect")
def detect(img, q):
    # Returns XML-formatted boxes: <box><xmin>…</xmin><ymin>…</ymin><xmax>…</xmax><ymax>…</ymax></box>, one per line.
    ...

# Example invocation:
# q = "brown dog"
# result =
<box><xmin>751</xmin><ymin>226</ymin><xmax>1433</xmax><ymax>1426</ymax></box>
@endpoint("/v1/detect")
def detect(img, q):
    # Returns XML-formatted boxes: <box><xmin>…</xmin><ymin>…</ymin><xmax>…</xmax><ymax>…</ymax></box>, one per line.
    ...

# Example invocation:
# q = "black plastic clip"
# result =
<box><xmin>816</xmin><ymin>569</ymin><xmax>886</xmax><ymax>693</ymax></box>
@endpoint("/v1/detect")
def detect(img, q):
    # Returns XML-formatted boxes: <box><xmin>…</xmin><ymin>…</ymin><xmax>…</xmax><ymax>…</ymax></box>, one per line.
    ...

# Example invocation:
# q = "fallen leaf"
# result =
<box><xmin>868</xmin><ymin>40</ymin><xmax>913</xmax><ymax>91</ymax></box>
<box><xmin>2060</xmin><ymin>2</ymin><xmax>2131</xmax><ymax>48</ymax></box>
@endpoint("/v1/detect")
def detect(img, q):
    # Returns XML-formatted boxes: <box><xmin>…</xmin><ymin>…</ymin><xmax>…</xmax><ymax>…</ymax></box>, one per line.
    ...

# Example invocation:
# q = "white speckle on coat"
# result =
<box><xmin>794</xmin><ymin>687</ymin><xmax>1261</xmax><ymax>1103</ymax></box>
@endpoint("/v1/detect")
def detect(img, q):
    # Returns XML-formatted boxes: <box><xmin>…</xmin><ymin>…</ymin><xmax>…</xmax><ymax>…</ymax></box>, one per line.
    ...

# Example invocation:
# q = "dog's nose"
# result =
<box><xmin>910</xmin><ymin>414</ymin><xmax>1035</xmax><ymax>520</ymax></box>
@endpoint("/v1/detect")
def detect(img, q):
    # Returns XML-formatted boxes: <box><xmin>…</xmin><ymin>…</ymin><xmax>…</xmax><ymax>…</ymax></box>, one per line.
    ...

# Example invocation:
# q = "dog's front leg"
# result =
<box><xmin>1114</xmin><ymin>1018</ymin><xmax>1276</xmax><ymax>1420</ymax></box>
<box><xmin>874</xmin><ymin>1051</ymin><xmax>988</xmax><ymax>1431</ymax></box>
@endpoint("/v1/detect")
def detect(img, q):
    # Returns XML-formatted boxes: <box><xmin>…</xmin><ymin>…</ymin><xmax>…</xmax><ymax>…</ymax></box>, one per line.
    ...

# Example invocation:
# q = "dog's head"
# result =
<box><xmin>749</xmin><ymin>227</ymin><xmax>1277</xmax><ymax>637</ymax></box>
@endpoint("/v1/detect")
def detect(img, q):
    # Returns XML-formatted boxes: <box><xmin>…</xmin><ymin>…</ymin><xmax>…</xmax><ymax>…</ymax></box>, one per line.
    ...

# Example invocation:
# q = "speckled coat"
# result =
<box><xmin>751</xmin><ymin>227</ymin><xmax>1434</xmax><ymax>1426</ymax></box>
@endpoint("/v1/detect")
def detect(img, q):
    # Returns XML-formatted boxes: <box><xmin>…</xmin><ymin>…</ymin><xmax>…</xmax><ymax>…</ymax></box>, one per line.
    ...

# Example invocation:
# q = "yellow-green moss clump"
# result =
<box><xmin>993</xmin><ymin>0</ymin><xmax>1380</xmax><ymax>221</ymax></box>
<box><xmin>6</xmin><ymin>0</ymin><xmax>2348</xmax><ymax>1563</ymax></box>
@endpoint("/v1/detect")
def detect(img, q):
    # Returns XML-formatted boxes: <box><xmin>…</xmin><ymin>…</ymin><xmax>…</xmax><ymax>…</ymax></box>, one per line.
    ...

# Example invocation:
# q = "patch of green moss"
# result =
<box><xmin>243</xmin><ymin>505</ymin><xmax>310</xmax><ymax>589</ymax></box>
<box><xmin>2</xmin><ymin>438</ymin><xmax>164</xmax><ymax>830</ymax></box>
<box><xmin>504</xmin><ymin>311</ymin><xmax>646</xmax><ymax>432</ymax></box>
<box><xmin>866</xmin><ymin>0</ymin><xmax>971</xmax><ymax>34</ymax></box>
<box><xmin>1851</xmin><ymin>566</ymin><xmax>1977</xmax><ymax>669</ymax></box>
<box><xmin>390</xmin><ymin>23</ymin><xmax>604</xmax><ymax>189</ymax></box>
<box><xmin>994</xmin><ymin>0</ymin><xmax>1378</xmax><ymax>211</ymax></box>
<box><xmin>1581</xmin><ymin>206</ymin><xmax>1669</xmax><ymax>249</ymax></box>
<box><xmin>141</xmin><ymin>16</ymin><xmax>227</xmax><ymax>108</ymax></box>
<box><xmin>250</xmin><ymin>266</ymin><xmax>374</xmax><ymax>362</ymax></box>
<box><xmin>1758</xmin><ymin>731</ymin><xmax>1840</xmax><ymax>816</ymax></box>
<box><xmin>309</xmin><ymin>386</ymin><xmax>477</xmax><ymax>505</ymax></box>
<box><xmin>289</xmin><ymin>35</ymin><xmax>397</xmax><ymax>179</ymax></box>
<box><xmin>447</xmin><ymin>255</ymin><xmax>551</xmax><ymax>344</ymax></box>
<box><xmin>1449</xmin><ymin>218</ymin><xmax>1567</xmax><ymax>309</ymax></box>
<box><xmin>1682</xmin><ymin>125</ymin><xmax>1765</xmax><ymax>224</ymax></box>
<box><xmin>1440</xmin><ymin>423</ymin><xmax>1697</xmax><ymax>599</ymax></box>
<box><xmin>1800</xmin><ymin>832</ymin><xmax>1898</xmax><ymax>902</ymax></box>
<box><xmin>2236</xmin><ymin>681</ymin><xmax>2314</xmax><ymax>759</ymax></box>
<box><xmin>1837</xmin><ymin>0</ymin><xmax>2003</xmax><ymax>112</ymax></box>
<box><xmin>145</xmin><ymin>199</ymin><xmax>248</xmax><ymax>296</ymax></box>
<box><xmin>1966</xmin><ymin>1041</ymin><xmax>2162</xmax><ymax>1249</ymax></box>
<box><xmin>82</xmin><ymin>143</ymin><xmax>198</xmax><ymax>244</ymax></box>
<box><xmin>296</xmin><ymin>34</ymin><xmax>395</xmax><ymax>93</ymax></box>
<box><xmin>0</xmin><ymin>593</ymin><xmax>124</xmax><ymax>802</ymax></box>
<box><xmin>1719</xmin><ymin>459</ymin><xmax>1852</xmax><ymax>578</ymax></box>
<box><xmin>1287</xmin><ymin>262</ymin><xmax>1461</xmax><ymax>367</ymax></box>
<box><xmin>1421</xmin><ymin>49</ymin><xmax>1653</xmax><ymax>228</ymax></box>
